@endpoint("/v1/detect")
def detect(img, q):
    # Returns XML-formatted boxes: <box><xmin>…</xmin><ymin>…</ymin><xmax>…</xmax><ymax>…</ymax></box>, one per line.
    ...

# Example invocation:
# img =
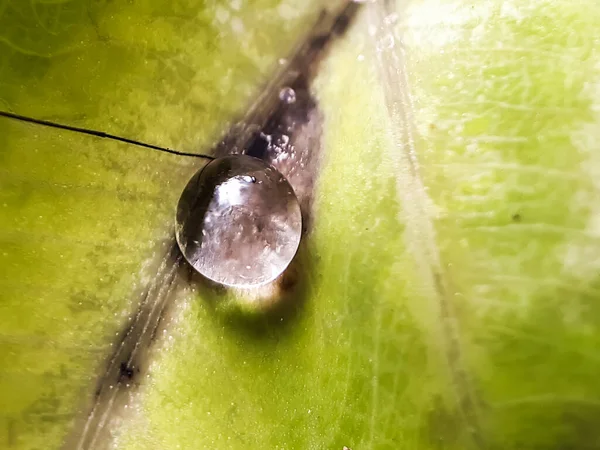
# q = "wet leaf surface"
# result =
<box><xmin>2</xmin><ymin>1</ymin><xmax>600</xmax><ymax>449</ymax></box>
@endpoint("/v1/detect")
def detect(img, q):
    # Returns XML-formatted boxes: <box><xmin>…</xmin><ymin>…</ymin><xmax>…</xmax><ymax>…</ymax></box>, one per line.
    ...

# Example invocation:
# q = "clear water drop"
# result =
<box><xmin>384</xmin><ymin>12</ymin><xmax>399</xmax><ymax>25</ymax></box>
<box><xmin>260</xmin><ymin>132</ymin><xmax>272</xmax><ymax>144</ymax></box>
<box><xmin>376</xmin><ymin>34</ymin><xmax>395</xmax><ymax>51</ymax></box>
<box><xmin>279</xmin><ymin>87</ymin><xmax>296</xmax><ymax>104</ymax></box>
<box><xmin>175</xmin><ymin>155</ymin><xmax>302</xmax><ymax>288</ymax></box>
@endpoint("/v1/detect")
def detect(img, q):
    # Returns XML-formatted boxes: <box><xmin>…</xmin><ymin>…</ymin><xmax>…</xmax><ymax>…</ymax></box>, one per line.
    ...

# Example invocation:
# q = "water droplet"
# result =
<box><xmin>279</xmin><ymin>87</ymin><xmax>296</xmax><ymax>104</ymax></box>
<box><xmin>376</xmin><ymin>34</ymin><xmax>395</xmax><ymax>51</ymax></box>
<box><xmin>384</xmin><ymin>13</ymin><xmax>399</xmax><ymax>25</ymax></box>
<box><xmin>176</xmin><ymin>155</ymin><xmax>302</xmax><ymax>288</ymax></box>
<box><xmin>260</xmin><ymin>132</ymin><xmax>272</xmax><ymax>144</ymax></box>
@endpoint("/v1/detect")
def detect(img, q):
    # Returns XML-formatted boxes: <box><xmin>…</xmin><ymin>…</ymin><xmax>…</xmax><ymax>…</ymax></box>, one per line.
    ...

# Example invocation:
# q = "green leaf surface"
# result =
<box><xmin>0</xmin><ymin>0</ymin><xmax>322</xmax><ymax>448</ymax></box>
<box><xmin>2</xmin><ymin>0</ymin><xmax>600</xmax><ymax>449</ymax></box>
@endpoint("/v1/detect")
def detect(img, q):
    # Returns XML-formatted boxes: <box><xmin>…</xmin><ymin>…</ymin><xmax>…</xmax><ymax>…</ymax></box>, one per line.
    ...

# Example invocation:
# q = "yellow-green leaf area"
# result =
<box><xmin>0</xmin><ymin>1</ymin><xmax>321</xmax><ymax>448</ymax></box>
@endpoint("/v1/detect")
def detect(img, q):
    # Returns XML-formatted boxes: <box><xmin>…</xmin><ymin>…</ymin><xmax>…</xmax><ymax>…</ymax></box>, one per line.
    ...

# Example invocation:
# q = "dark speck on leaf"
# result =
<box><xmin>119</xmin><ymin>362</ymin><xmax>135</xmax><ymax>381</ymax></box>
<box><xmin>512</xmin><ymin>213</ymin><xmax>522</xmax><ymax>222</ymax></box>
<box><xmin>310</xmin><ymin>34</ymin><xmax>329</xmax><ymax>50</ymax></box>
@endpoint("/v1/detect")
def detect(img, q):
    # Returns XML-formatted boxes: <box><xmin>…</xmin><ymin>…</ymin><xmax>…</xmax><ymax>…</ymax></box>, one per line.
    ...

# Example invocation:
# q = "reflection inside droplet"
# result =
<box><xmin>175</xmin><ymin>155</ymin><xmax>302</xmax><ymax>288</ymax></box>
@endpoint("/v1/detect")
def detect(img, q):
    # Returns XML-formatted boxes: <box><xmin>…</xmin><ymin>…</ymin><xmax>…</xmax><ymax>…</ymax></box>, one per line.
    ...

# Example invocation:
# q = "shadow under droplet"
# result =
<box><xmin>182</xmin><ymin>242</ymin><xmax>312</xmax><ymax>341</ymax></box>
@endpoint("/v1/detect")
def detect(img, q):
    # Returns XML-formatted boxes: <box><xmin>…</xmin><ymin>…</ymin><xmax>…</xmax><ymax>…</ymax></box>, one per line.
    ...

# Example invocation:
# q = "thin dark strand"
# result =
<box><xmin>0</xmin><ymin>110</ymin><xmax>216</xmax><ymax>160</ymax></box>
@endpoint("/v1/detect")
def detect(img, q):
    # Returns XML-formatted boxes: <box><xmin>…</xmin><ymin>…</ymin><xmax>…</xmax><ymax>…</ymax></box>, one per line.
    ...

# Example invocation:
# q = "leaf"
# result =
<box><xmin>2</xmin><ymin>0</ymin><xmax>600</xmax><ymax>449</ymax></box>
<box><xmin>0</xmin><ymin>0</ymin><xmax>324</xmax><ymax>448</ymax></box>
